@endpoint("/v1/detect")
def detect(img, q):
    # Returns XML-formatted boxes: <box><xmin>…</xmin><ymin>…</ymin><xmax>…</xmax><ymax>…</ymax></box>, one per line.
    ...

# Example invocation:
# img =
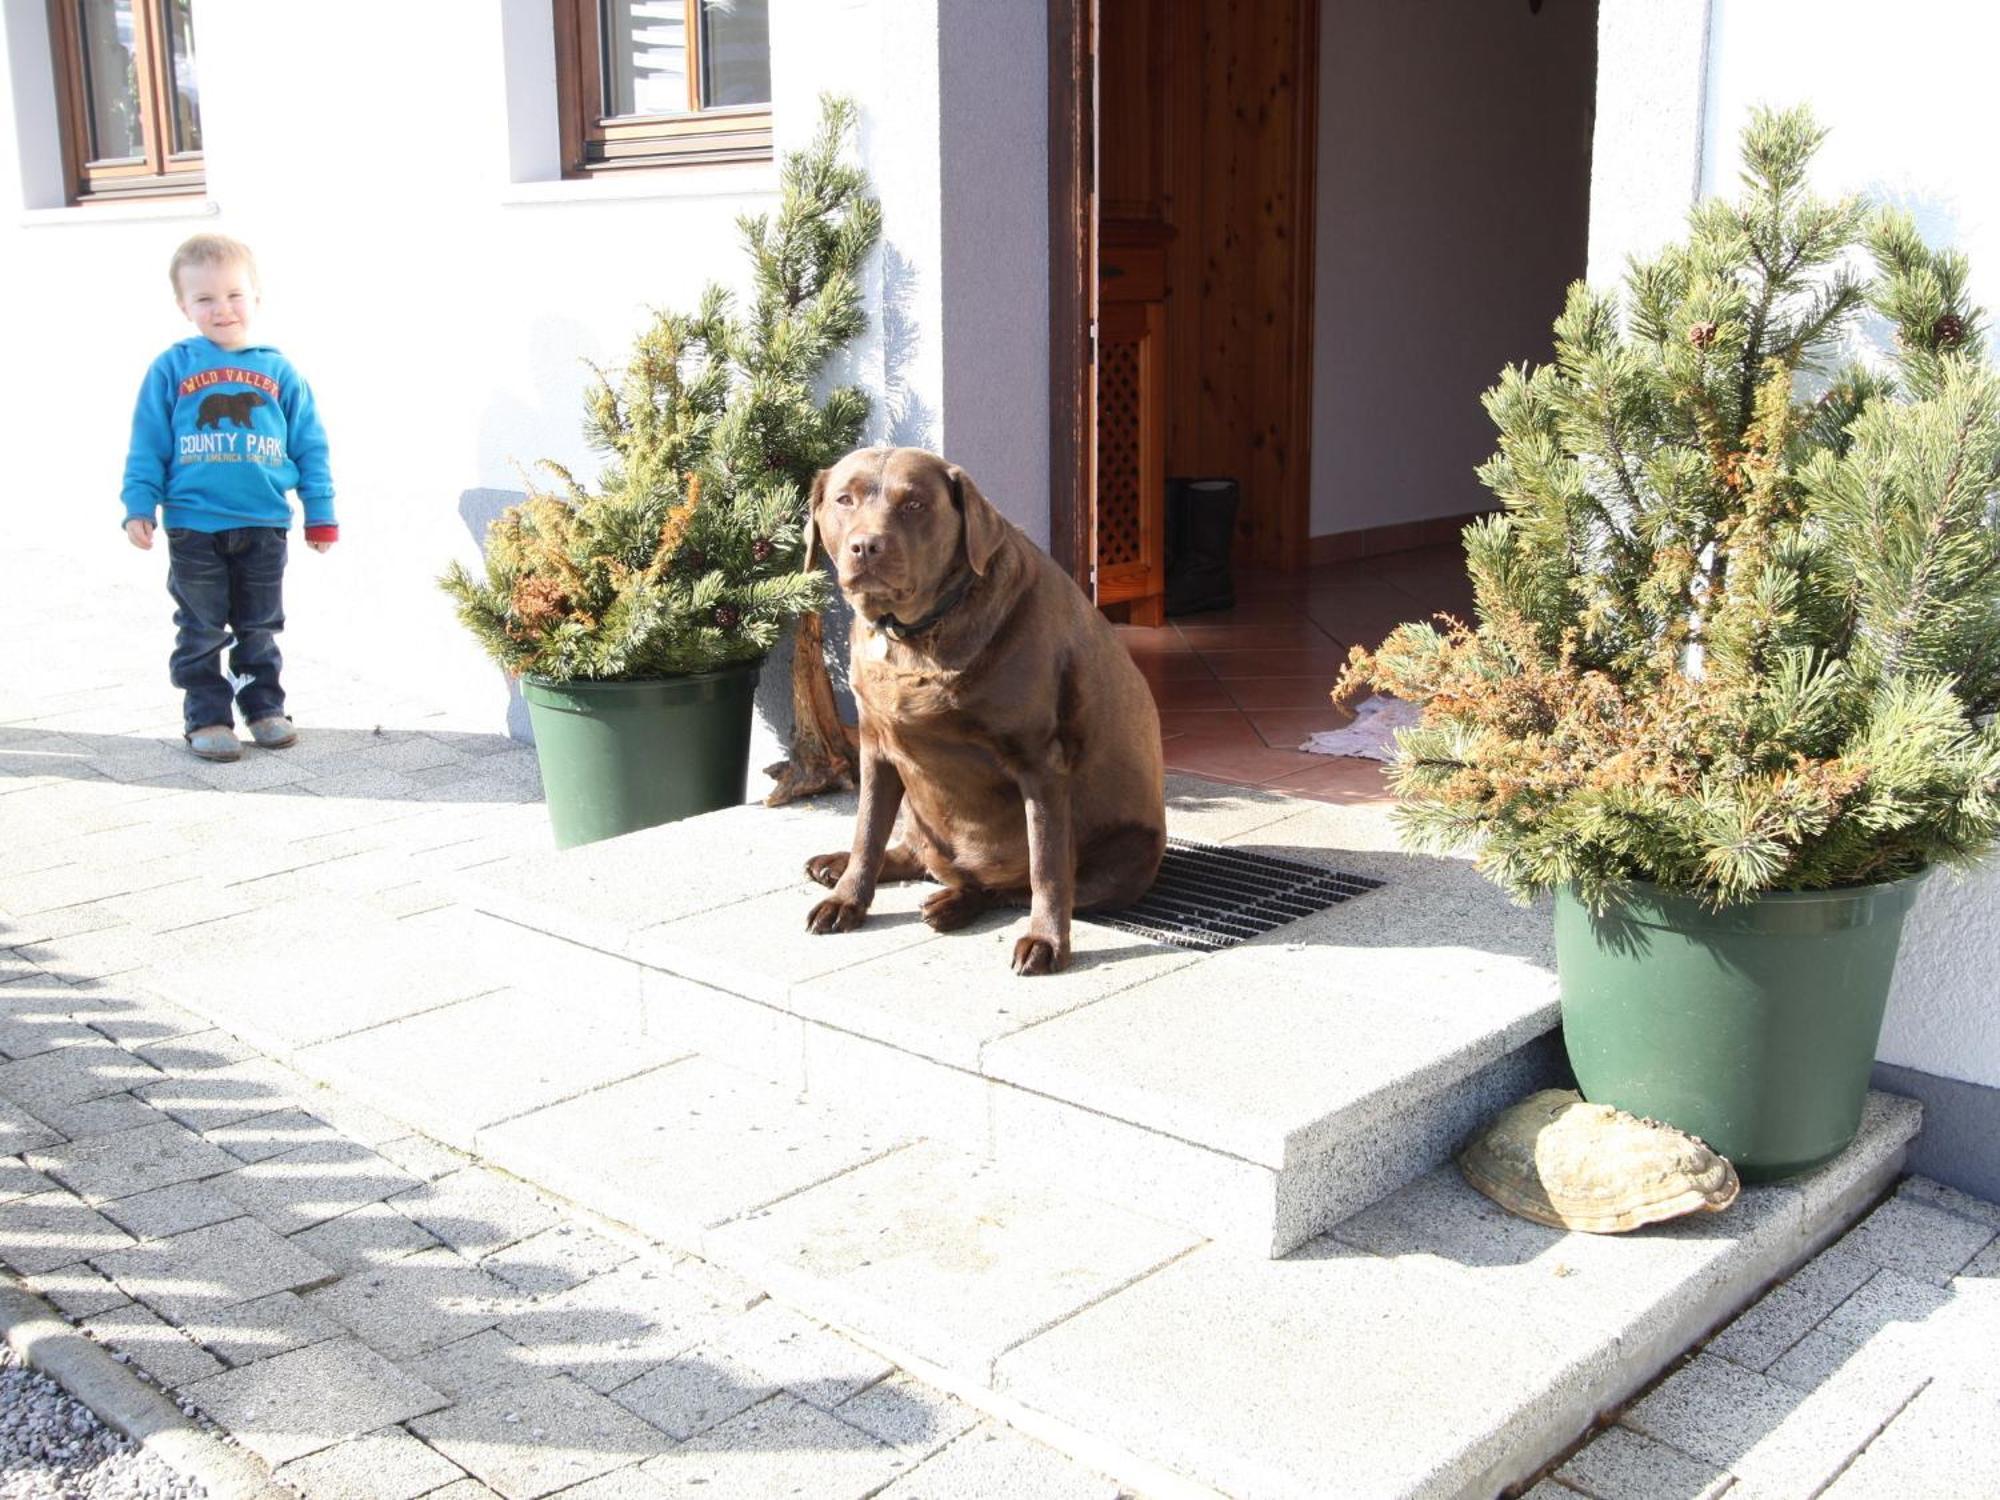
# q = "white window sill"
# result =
<box><xmin>500</xmin><ymin>166</ymin><xmax>777</xmax><ymax>207</ymax></box>
<box><xmin>20</xmin><ymin>197</ymin><xmax>219</xmax><ymax>227</ymax></box>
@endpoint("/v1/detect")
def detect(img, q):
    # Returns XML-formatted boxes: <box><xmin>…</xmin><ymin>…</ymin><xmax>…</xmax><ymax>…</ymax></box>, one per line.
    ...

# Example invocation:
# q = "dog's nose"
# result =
<box><xmin>848</xmin><ymin>534</ymin><xmax>886</xmax><ymax>561</ymax></box>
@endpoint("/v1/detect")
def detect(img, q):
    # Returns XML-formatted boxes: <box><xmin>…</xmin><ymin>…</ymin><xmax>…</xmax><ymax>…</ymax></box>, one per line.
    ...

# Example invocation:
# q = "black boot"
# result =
<box><xmin>1166</xmin><ymin>478</ymin><xmax>1237</xmax><ymax>615</ymax></box>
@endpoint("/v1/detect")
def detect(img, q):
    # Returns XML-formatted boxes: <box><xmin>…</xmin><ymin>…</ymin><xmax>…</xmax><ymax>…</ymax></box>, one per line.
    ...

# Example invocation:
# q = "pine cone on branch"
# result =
<box><xmin>714</xmin><ymin>604</ymin><xmax>740</xmax><ymax>629</ymax></box>
<box><xmin>1688</xmin><ymin>321</ymin><xmax>1720</xmax><ymax>350</ymax></box>
<box><xmin>1933</xmin><ymin>312</ymin><xmax>1967</xmax><ymax>348</ymax></box>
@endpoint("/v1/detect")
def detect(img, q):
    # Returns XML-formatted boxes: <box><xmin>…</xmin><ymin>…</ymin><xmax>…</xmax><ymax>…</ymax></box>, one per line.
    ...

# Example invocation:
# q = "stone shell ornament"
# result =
<box><xmin>1458</xmin><ymin>1088</ymin><xmax>1741</xmax><ymax>1233</ymax></box>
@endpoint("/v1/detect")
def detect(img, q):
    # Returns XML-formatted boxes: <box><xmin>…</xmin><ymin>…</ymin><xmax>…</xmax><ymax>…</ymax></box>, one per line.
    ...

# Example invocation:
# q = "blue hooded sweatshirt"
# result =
<box><xmin>120</xmin><ymin>336</ymin><xmax>336</xmax><ymax>534</ymax></box>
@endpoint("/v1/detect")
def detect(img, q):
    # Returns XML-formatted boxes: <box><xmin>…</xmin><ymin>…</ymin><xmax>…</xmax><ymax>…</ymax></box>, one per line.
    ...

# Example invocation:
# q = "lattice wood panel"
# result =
<box><xmin>1097</xmin><ymin>337</ymin><xmax>1144</xmax><ymax>567</ymax></box>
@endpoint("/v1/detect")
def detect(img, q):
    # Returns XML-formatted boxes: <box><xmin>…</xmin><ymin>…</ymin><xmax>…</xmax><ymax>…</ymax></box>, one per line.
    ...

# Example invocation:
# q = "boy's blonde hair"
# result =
<box><xmin>169</xmin><ymin>234</ymin><xmax>259</xmax><ymax>298</ymax></box>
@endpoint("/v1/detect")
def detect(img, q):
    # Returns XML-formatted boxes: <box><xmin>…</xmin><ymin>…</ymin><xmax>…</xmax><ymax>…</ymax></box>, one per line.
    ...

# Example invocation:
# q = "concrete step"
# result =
<box><xmin>136</xmin><ymin>858</ymin><xmax>1926</xmax><ymax>1498</ymax></box>
<box><xmin>702</xmin><ymin>1093</ymin><xmax>1919</xmax><ymax>1500</ymax></box>
<box><xmin>458</xmin><ymin>778</ymin><xmax>1567</xmax><ymax>1256</ymax></box>
<box><xmin>415</xmin><ymin>1032</ymin><xmax>1909</xmax><ymax>1500</ymax></box>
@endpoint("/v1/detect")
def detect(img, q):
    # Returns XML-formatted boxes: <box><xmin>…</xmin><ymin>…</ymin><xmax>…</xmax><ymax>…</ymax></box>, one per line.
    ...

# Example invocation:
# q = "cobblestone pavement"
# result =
<box><xmin>0</xmin><ymin>549</ymin><xmax>1125</xmax><ymax>1500</ymax></box>
<box><xmin>1530</xmin><ymin>1176</ymin><xmax>2000</xmax><ymax>1499</ymax></box>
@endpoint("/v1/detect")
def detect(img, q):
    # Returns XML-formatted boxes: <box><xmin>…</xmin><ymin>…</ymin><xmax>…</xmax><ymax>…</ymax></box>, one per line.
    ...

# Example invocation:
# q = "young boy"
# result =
<box><xmin>121</xmin><ymin>234</ymin><xmax>337</xmax><ymax>763</ymax></box>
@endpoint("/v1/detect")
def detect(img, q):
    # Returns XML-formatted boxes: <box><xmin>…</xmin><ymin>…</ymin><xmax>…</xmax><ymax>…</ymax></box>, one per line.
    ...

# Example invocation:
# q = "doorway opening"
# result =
<box><xmin>1049</xmin><ymin>0</ymin><xmax>1597</xmax><ymax>799</ymax></box>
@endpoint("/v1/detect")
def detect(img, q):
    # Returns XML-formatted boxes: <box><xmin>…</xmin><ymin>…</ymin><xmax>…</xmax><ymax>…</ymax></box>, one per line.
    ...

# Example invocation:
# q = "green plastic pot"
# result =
<box><xmin>521</xmin><ymin>664</ymin><xmax>760</xmax><ymax>849</ymax></box>
<box><xmin>1555</xmin><ymin>871</ymin><xmax>1927</xmax><ymax>1181</ymax></box>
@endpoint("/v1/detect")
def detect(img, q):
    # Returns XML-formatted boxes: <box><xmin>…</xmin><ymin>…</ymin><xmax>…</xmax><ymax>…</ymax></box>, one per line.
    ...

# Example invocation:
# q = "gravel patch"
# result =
<box><xmin>0</xmin><ymin>1342</ymin><xmax>206</xmax><ymax>1500</ymax></box>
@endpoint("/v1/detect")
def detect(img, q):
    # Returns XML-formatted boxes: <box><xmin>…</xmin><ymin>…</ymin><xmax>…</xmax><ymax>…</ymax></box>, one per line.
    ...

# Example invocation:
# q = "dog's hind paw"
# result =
<box><xmin>806</xmin><ymin>896</ymin><xmax>867</xmax><ymax>934</ymax></box>
<box><xmin>921</xmin><ymin>885</ymin><xmax>989</xmax><ymax>932</ymax></box>
<box><xmin>804</xmin><ymin>852</ymin><xmax>850</xmax><ymax>887</ymax></box>
<box><xmin>1011</xmin><ymin>934</ymin><xmax>1069</xmax><ymax>976</ymax></box>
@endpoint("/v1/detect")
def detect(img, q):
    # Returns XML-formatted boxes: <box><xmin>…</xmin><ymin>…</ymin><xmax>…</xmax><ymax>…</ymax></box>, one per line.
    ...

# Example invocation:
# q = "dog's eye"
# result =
<box><xmin>833</xmin><ymin>492</ymin><xmax>855</xmax><ymax>508</ymax></box>
<box><xmin>901</xmin><ymin>499</ymin><xmax>926</xmax><ymax>514</ymax></box>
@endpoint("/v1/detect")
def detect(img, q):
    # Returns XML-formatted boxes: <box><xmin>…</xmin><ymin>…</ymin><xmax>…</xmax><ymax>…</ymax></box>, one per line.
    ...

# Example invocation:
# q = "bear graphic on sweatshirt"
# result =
<box><xmin>196</xmin><ymin>390</ymin><xmax>267</xmax><ymax>430</ymax></box>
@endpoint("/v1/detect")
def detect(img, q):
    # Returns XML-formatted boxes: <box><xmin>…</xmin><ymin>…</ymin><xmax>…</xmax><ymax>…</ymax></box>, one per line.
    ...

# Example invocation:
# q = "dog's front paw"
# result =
<box><xmin>1011</xmin><ymin>931</ymin><xmax>1070</xmax><ymax>976</ymax></box>
<box><xmin>804</xmin><ymin>852</ymin><xmax>849</xmax><ymax>888</ymax></box>
<box><xmin>806</xmin><ymin>896</ymin><xmax>868</xmax><ymax>934</ymax></box>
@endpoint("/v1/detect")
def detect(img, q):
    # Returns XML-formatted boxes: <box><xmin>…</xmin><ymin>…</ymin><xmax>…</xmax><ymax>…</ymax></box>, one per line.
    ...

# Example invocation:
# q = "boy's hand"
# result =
<box><xmin>124</xmin><ymin>518</ymin><xmax>155</xmax><ymax>550</ymax></box>
<box><xmin>306</xmin><ymin>539</ymin><xmax>334</xmax><ymax>554</ymax></box>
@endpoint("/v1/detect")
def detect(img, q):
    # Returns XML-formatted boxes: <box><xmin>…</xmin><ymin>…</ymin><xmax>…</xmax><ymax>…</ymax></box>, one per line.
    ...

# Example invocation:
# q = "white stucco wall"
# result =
<box><xmin>0</xmin><ymin>0</ymin><xmax>1047</xmax><ymax>776</ymax></box>
<box><xmin>936</xmin><ymin>0</ymin><xmax>1050</xmax><ymax>550</ymax></box>
<box><xmin>1593</xmin><ymin>0</ymin><xmax>2000</xmax><ymax>1090</ymax></box>
<box><xmin>1583</xmin><ymin>0</ymin><xmax>1709</xmax><ymax>289</ymax></box>
<box><xmin>1308</xmin><ymin>0</ymin><xmax>1596</xmax><ymax>538</ymax></box>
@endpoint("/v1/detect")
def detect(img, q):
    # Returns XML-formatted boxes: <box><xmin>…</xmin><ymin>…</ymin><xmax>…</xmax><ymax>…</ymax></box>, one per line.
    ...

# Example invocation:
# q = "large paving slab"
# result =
<box><xmin>209</xmin><ymin>1136</ymin><xmax>426</xmax><ymax>1235</ymax></box>
<box><xmin>986</xmin><ymin>1093</ymin><xmax>1918</xmax><ymax>1500</ymax></box>
<box><xmin>1001</xmin><ymin>1237</ymin><xmax>1615</xmax><ymax>1500</ymax></box>
<box><xmin>409</xmin><ymin>1373</ymin><xmax>672</xmax><ymax>1498</ymax></box>
<box><xmin>26</xmin><ymin>1118</ymin><xmax>241</xmax><ymax>1204</ymax></box>
<box><xmin>389</xmin><ymin>1166</ymin><xmax>565</xmax><ymax>1261</ymax></box>
<box><xmin>295</xmin><ymin>986</ymin><xmax>688</xmax><ymax>1150</ymax></box>
<box><xmin>875</xmin><ymin>1421</ymin><xmax>1123</xmax><ymax>1499</ymax></box>
<box><xmin>0</xmin><ymin>1188</ymin><xmax>137</xmax><ymax>1273</ymax></box>
<box><xmin>982</xmin><ymin>911</ymin><xmax>1552</xmax><ymax>1169</ymax></box>
<box><xmin>272</xmin><ymin>1425</ymin><xmax>472</xmax><ymax>1500</ymax></box>
<box><xmin>1329</xmin><ymin>1155</ymin><xmax>1812</xmax><ymax>1366</ymax></box>
<box><xmin>477</xmin><ymin>1056</ymin><xmax>905</xmax><ymax>1246</ymax></box>
<box><xmin>783</xmin><ymin>913</ymin><xmax>1202</xmax><ymax>1071</ymax></box>
<box><xmin>492</xmin><ymin>1262</ymin><xmax>740</xmax><ymax>1394</ymax></box>
<box><xmin>143</xmin><ymin>897</ymin><xmax>508</xmax><ymax>1052</ymax></box>
<box><xmin>707</xmin><ymin>1140</ymin><xmax>1200</xmax><ymax>1378</ymax></box>
<box><xmin>300</xmin><ymin>1245</ymin><xmax>519</xmax><ymax>1360</ymax></box>
<box><xmin>637</xmin><ymin>1391</ymin><xmax>910</xmax><ymax>1500</ymax></box>
<box><xmin>0</xmin><ymin>1038</ymin><xmax>163</xmax><ymax>1112</ymax></box>
<box><xmin>90</xmin><ymin>1213</ymin><xmax>338</xmax><ymax>1323</ymax></box>
<box><xmin>0</xmin><ymin>1096</ymin><xmax>67</xmax><ymax>1157</ymax></box>
<box><xmin>626</xmin><ymin>881</ymin><xmax>960</xmax><ymax>1008</ymax></box>
<box><xmin>180</xmin><ymin>1335</ymin><xmax>450</xmax><ymax>1466</ymax></box>
<box><xmin>465</xmin><ymin>796</ymin><xmax>859</xmax><ymax>948</ymax></box>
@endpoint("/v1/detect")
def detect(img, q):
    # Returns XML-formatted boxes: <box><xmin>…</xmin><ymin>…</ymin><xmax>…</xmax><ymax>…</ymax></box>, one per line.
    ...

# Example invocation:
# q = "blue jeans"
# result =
<box><xmin>165</xmin><ymin>527</ymin><xmax>289</xmax><ymax>734</ymax></box>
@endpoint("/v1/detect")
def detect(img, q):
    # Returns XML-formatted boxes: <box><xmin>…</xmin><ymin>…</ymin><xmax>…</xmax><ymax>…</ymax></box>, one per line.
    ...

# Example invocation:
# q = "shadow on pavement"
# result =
<box><xmin>0</xmin><ymin>964</ymin><xmax>945</xmax><ymax>1481</ymax></box>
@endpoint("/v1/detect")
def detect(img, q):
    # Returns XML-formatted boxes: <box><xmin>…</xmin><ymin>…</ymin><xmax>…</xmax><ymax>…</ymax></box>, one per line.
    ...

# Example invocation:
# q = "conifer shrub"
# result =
<box><xmin>1341</xmin><ymin>107</ymin><xmax>2000</xmax><ymax>909</ymax></box>
<box><xmin>442</xmin><ymin>97</ymin><xmax>880</xmax><ymax>684</ymax></box>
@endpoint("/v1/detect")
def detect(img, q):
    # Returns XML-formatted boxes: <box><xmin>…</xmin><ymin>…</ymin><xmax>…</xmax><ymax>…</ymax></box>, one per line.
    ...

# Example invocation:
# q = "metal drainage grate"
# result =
<box><xmin>1081</xmin><ymin>837</ymin><xmax>1382</xmax><ymax>952</ymax></box>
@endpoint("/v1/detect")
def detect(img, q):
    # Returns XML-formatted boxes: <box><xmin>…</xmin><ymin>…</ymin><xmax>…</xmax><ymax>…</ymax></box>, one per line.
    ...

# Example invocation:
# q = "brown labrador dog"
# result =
<box><xmin>803</xmin><ymin>446</ymin><xmax>1166</xmax><ymax>975</ymax></box>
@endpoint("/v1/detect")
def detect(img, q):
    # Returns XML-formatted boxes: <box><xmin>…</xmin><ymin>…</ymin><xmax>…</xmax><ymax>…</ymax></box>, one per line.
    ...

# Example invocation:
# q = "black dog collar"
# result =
<box><xmin>873</xmin><ymin>570</ymin><xmax>975</xmax><ymax>641</ymax></box>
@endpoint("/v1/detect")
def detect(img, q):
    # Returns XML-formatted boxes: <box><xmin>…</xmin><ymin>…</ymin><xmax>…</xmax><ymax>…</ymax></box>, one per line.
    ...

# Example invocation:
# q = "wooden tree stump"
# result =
<box><xmin>764</xmin><ymin>610</ymin><xmax>858</xmax><ymax>805</ymax></box>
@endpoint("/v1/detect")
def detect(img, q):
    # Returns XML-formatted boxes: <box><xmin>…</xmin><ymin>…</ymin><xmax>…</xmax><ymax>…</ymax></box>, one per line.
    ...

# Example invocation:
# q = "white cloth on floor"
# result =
<box><xmin>1299</xmin><ymin>694</ymin><xmax>1420</xmax><ymax>761</ymax></box>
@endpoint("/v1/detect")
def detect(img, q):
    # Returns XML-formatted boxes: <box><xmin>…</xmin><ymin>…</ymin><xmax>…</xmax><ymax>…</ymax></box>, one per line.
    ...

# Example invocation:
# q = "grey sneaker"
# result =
<box><xmin>247</xmin><ymin>716</ymin><xmax>297</xmax><ymax>750</ymax></box>
<box><xmin>185</xmin><ymin>724</ymin><xmax>242</xmax><ymax>762</ymax></box>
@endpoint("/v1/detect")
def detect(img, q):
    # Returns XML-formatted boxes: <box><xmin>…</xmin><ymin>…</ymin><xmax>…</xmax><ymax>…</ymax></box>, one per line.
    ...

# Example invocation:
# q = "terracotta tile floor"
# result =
<box><xmin>1115</xmin><ymin>542</ymin><xmax>1474</xmax><ymax>805</ymax></box>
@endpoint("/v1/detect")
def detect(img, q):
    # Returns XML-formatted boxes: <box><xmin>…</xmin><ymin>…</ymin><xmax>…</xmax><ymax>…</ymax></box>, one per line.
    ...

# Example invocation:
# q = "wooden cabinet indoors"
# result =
<box><xmin>1095</xmin><ymin>222</ymin><xmax>1170</xmax><ymax>626</ymax></box>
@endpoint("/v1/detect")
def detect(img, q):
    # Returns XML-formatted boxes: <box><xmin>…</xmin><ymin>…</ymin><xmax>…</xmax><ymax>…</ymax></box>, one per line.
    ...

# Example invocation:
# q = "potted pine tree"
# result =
<box><xmin>1342</xmin><ymin>107</ymin><xmax>2000</xmax><ymax>1178</ymax></box>
<box><xmin>442</xmin><ymin>98</ymin><xmax>880</xmax><ymax>847</ymax></box>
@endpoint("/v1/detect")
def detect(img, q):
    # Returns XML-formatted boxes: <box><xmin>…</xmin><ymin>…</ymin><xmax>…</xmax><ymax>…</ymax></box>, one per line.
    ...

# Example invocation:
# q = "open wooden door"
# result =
<box><xmin>1050</xmin><ymin>0</ymin><xmax>1171</xmax><ymax>625</ymax></box>
<box><xmin>1051</xmin><ymin>0</ymin><xmax>1319</xmax><ymax>598</ymax></box>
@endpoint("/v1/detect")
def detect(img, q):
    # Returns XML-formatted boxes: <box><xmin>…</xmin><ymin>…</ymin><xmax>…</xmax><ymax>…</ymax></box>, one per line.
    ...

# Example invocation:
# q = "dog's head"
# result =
<box><xmin>807</xmin><ymin>447</ymin><xmax>1009</xmax><ymax>628</ymax></box>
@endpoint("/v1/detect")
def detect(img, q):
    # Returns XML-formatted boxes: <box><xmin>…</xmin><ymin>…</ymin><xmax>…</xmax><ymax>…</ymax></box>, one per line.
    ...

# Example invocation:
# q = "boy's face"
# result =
<box><xmin>176</xmin><ymin>258</ymin><xmax>259</xmax><ymax>350</ymax></box>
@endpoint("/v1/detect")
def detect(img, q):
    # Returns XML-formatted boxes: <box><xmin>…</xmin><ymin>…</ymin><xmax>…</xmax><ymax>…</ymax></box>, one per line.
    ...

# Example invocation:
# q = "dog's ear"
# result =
<box><xmin>804</xmin><ymin>467</ymin><xmax>830</xmax><ymax>571</ymax></box>
<box><xmin>949</xmin><ymin>465</ymin><xmax>1008</xmax><ymax>576</ymax></box>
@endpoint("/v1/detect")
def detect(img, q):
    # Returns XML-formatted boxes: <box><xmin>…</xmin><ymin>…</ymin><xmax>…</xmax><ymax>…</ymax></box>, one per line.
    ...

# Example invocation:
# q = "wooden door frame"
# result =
<box><xmin>1047</xmin><ymin>0</ymin><xmax>1322</xmax><ymax>583</ymax></box>
<box><xmin>1047</xmin><ymin>0</ymin><xmax>1095</xmax><ymax>588</ymax></box>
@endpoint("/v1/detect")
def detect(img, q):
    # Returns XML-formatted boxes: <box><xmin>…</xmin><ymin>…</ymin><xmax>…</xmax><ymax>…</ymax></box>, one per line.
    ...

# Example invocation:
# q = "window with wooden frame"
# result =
<box><xmin>554</xmin><ymin>0</ymin><xmax>773</xmax><ymax>175</ymax></box>
<box><xmin>47</xmin><ymin>0</ymin><xmax>204</xmax><ymax>202</ymax></box>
